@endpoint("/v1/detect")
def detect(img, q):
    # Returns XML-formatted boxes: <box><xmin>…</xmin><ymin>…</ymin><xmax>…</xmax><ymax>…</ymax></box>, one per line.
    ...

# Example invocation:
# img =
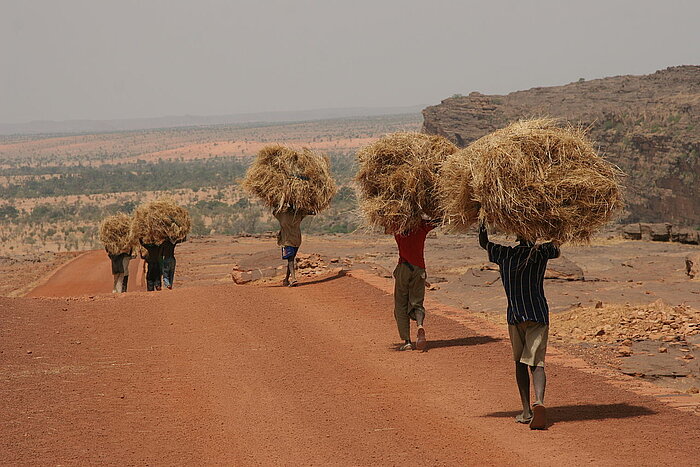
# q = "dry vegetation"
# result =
<box><xmin>99</xmin><ymin>213</ymin><xmax>134</xmax><ymax>254</ymax></box>
<box><xmin>130</xmin><ymin>198</ymin><xmax>191</xmax><ymax>245</ymax></box>
<box><xmin>0</xmin><ymin>114</ymin><xmax>420</xmax><ymax>255</ymax></box>
<box><xmin>439</xmin><ymin>118</ymin><xmax>624</xmax><ymax>243</ymax></box>
<box><xmin>243</xmin><ymin>145</ymin><xmax>336</xmax><ymax>213</ymax></box>
<box><xmin>355</xmin><ymin>132</ymin><xmax>457</xmax><ymax>234</ymax></box>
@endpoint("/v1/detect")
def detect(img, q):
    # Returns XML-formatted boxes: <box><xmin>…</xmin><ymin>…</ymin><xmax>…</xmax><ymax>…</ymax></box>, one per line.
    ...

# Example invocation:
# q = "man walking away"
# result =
<box><xmin>107</xmin><ymin>249</ymin><xmax>130</xmax><ymax>293</ymax></box>
<box><xmin>479</xmin><ymin>224</ymin><xmax>560</xmax><ymax>430</ymax></box>
<box><xmin>161</xmin><ymin>239</ymin><xmax>182</xmax><ymax>290</ymax></box>
<box><xmin>393</xmin><ymin>219</ymin><xmax>438</xmax><ymax>351</ymax></box>
<box><xmin>121</xmin><ymin>248</ymin><xmax>134</xmax><ymax>292</ymax></box>
<box><xmin>140</xmin><ymin>239</ymin><xmax>163</xmax><ymax>292</ymax></box>
<box><xmin>274</xmin><ymin>206</ymin><xmax>314</xmax><ymax>287</ymax></box>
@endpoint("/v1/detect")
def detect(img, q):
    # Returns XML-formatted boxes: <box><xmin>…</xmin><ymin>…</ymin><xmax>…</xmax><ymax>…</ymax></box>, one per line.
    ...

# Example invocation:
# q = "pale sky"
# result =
<box><xmin>2</xmin><ymin>0</ymin><xmax>699</xmax><ymax>123</ymax></box>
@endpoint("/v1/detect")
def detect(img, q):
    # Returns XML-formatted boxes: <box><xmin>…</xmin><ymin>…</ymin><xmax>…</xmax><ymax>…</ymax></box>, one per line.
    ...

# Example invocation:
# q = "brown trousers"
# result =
<box><xmin>393</xmin><ymin>262</ymin><xmax>426</xmax><ymax>341</ymax></box>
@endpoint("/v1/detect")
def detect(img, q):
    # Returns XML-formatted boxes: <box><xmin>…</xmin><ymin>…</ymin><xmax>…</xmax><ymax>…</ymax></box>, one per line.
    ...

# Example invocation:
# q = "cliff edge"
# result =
<box><xmin>422</xmin><ymin>66</ymin><xmax>700</xmax><ymax>226</ymax></box>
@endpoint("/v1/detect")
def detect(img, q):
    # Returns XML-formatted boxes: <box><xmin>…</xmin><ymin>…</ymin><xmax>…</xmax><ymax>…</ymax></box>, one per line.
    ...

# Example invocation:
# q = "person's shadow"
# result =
<box><xmin>390</xmin><ymin>335</ymin><xmax>500</xmax><ymax>351</ymax></box>
<box><xmin>484</xmin><ymin>403</ymin><xmax>656</xmax><ymax>428</ymax></box>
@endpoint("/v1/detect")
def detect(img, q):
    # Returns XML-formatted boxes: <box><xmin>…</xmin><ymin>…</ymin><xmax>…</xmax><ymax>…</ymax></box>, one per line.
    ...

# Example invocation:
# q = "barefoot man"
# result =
<box><xmin>274</xmin><ymin>206</ymin><xmax>314</xmax><ymax>287</ymax></box>
<box><xmin>479</xmin><ymin>223</ymin><xmax>560</xmax><ymax>429</ymax></box>
<box><xmin>392</xmin><ymin>219</ymin><xmax>438</xmax><ymax>351</ymax></box>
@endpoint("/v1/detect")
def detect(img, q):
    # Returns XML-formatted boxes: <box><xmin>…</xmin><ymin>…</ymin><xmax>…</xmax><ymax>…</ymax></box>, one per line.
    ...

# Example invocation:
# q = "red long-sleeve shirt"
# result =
<box><xmin>394</xmin><ymin>221</ymin><xmax>434</xmax><ymax>269</ymax></box>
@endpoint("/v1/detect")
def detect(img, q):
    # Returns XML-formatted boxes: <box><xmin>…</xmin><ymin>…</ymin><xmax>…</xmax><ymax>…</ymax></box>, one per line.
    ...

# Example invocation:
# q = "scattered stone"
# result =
<box><xmin>595</xmin><ymin>301</ymin><xmax>604</xmax><ymax>309</ymax></box>
<box><xmin>552</xmin><ymin>302</ymin><xmax>700</xmax><ymax>344</ymax></box>
<box><xmin>658</xmin><ymin>346</ymin><xmax>668</xmax><ymax>353</ymax></box>
<box><xmin>686</xmin><ymin>253</ymin><xmax>700</xmax><ymax>280</ymax></box>
<box><xmin>545</xmin><ymin>256</ymin><xmax>585</xmax><ymax>281</ymax></box>
<box><xmin>687</xmin><ymin>387</ymin><xmax>700</xmax><ymax>394</ymax></box>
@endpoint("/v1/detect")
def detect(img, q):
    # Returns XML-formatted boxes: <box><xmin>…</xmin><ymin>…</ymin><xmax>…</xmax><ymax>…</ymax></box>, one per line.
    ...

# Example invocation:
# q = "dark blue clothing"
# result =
<box><xmin>282</xmin><ymin>246</ymin><xmax>298</xmax><ymax>260</ymax></box>
<box><xmin>487</xmin><ymin>241</ymin><xmax>560</xmax><ymax>325</ymax></box>
<box><xmin>162</xmin><ymin>257</ymin><xmax>176</xmax><ymax>288</ymax></box>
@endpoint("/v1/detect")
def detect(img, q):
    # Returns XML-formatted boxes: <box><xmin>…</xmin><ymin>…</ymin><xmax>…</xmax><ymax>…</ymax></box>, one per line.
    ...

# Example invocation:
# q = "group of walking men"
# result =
<box><xmin>278</xmin><ymin>210</ymin><xmax>560</xmax><ymax>430</ymax></box>
<box><xmin>107</xmin><ymin>238</ymin><xmax>181</xmax><ymax>293</ymax></box>
<box><xmin>105</xmin><ymin>205</ymin><xmax>560</xmax><ymax>430</ymax></box>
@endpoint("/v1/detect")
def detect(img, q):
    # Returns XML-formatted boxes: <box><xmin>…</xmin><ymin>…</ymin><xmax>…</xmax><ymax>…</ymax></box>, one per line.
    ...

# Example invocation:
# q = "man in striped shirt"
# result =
<box><xmin>479</xmin><ymin>224</ymin><xmax>560</xmax><ymax>430</ymax></box>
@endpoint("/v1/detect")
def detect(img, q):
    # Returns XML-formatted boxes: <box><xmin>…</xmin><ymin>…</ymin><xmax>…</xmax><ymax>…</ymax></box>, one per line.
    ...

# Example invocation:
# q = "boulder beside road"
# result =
<box><xmin>621</xmin><ymin>223</ymin><xmax>699</xmax><ymax>245</ymax></box>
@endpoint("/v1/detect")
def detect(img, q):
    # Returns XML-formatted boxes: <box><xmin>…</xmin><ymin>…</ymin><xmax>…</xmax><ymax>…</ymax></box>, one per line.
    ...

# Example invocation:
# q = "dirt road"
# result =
<box><xmin>26</xmin><ymin>250</ymin><xmax>145</xmax><ymax>297</ymax></box>
<box><xmin>2</xmin><ymin>255</ymin><xmax>699</xmax><ymax>465</ymax></box>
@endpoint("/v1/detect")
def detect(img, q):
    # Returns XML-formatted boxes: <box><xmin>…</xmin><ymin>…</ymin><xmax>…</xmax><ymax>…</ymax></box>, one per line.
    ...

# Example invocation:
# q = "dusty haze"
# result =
<box><xmin>2</xmin><ymin>0</ymin><xmax>700</xmax><ymax>123</ymax></box>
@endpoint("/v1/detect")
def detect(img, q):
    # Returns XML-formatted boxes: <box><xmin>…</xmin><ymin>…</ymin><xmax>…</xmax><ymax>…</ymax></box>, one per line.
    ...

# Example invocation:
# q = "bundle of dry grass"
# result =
<box><xmin>242</xmin><ymin>144</ymin><xmax>336</xmax><ymax>213</ymax></box>
<box><xmin>130</xmin><ymin>198</ymin><xmax>191</xmax><ymax>245</ymax></box>
<box><xmin>99</xmin><ymin>213</ymin><xmax>134</xmax><ymax>255</ymax></box>
<box><xmin>355</xmin><ymin>132</ymin><xmax>458</xmax><ymax>234</ymax></box>
<box><xmin>438</xmin><ymin>118</ymin><xmax>624</xmax><ymax>243</ymax></box>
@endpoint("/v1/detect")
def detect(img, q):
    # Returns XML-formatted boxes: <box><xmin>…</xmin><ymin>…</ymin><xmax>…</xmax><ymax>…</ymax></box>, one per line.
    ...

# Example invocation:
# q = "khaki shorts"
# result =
<box><xmin>508</xmin><ymin>321</ymin><xmax>549</xmax><ymax>367</ymax></box>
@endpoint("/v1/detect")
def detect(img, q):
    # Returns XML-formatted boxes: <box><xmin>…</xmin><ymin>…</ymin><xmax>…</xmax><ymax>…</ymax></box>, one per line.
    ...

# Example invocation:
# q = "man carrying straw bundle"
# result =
<box><xmin>437</xmin><ymin>118</ymin><xmax>622</xmax><ymax>429</ymax></box>
<box><xmin>274</xmin><ymin>206</ymin><xmax>315</xmax><ymax>287</ymax></box>
<box><xmin>107</xmin><ymin>248</ymin><xmax>133</xmax><ymax>293</ymax></box>
<box><xmin>161</xmin><ymin>238</ymin><xmax>183</xmax><ymax>290</ymax></box>
<box><xmin>99</xmin><ymin>213</ymin><xmax>135</xmax><ymax>294</ymax></box>
<box><xmin>392</xmin><ymin>218</ymin><xmax>439</xmax><ymax>351</ymax></box>
<box><xmin>242</xmin><ymin>144</ymin><xmax>335</xmax><ymax>287</ymax></box>
<box><xmin>355</xmin><ymin>133</ymin><xmax>458</xmax><ymax>352</ymax></box>
<box><xmin>140</xmin><ymin>239</ymin><xmax>163</xmax><ymax>291</ymax></box>
<box><xmin>130</xmin><ymin>198</ymin><xmax>191</xmax><ymax>292</ymax></box>
<box><xmin>479</xmin><ymin>224</ymin><xmax>560</xmax><ymax>430</ymax></box>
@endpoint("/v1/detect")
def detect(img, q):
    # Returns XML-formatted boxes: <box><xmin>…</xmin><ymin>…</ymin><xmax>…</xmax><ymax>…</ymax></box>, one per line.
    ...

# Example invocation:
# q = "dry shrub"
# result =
<box><xmin>438</xmin><ymin>118</ymin><xmax>624</xmax><ymax>243</ymax></box>
<box><xmin>99</xmin><ymin>213</ymin><xmax>134</xmax><ymax>254</ymax></box>
<box><xmin>242</xmin><ymin>144</ymin><xmax>336</xmax><ymax>213</ymax></box>
<box><xmin>355</xmin><ymin>132</ymin><xmax>458</xmax><ymax>234</ymax></box>
<box><xmin>130</xmin><ymin>198</ymin><xmax>191</xmax><ymax>245</ymax></box>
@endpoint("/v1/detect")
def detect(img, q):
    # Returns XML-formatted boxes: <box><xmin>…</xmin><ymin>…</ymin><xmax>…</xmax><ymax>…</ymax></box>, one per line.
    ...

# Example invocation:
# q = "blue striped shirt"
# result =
<box><xmin>487</xmin><ymin>241</ymin><xmax>560</xmax><ymax>325</ymax></box>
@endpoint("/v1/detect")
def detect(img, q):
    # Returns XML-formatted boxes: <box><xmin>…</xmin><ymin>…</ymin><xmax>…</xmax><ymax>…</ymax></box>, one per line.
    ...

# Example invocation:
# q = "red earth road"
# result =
<box><xmin>2</xmin><ymin>253</ymin><xmax>699</xmax><ymax>465</ymax></box>
<box><xmin>27</xmin><ymin>250</ymin><xmax>145</xmax><ymax>297</ymax></box>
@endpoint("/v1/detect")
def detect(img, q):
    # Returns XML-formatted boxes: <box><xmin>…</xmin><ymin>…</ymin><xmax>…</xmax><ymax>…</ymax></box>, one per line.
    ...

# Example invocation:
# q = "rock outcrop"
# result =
<box><xmin>422</xmin><ymin>66</ymin><xmax>700</xmax><ymax>226</ymax></box>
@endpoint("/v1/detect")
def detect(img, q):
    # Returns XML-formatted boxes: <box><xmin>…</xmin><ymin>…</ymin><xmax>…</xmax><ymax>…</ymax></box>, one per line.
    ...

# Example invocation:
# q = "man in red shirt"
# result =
<box><xmin>392</xmin><ymin>219</ymin><xmax>437</xmax><ymax>351</ymax></box>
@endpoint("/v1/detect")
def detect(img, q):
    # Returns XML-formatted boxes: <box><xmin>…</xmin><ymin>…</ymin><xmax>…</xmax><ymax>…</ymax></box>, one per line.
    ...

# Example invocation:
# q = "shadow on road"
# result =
<box><xmin>428</xmin><ymin>336</ymin><xmax>501</xmax><ymax>349</ymax></box>
<box><xmin>293</xmin><ymin>271</ymin><xmax>348</xmax><ymax>287</ymax></box>
<box><xmin>484</xmin><ymin>403</ymin><xmax>656</xmax><ymax>427</ymax></box>
<box><xmin>389</xmin><ymin>335</ymin><xmax>501</xmax><ymax>351</ymax></box>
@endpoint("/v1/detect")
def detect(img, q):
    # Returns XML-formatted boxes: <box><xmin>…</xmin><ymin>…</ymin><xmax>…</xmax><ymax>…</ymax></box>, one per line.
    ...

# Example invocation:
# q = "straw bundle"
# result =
<box><xmin>242</xmin><ymin>144</ymin><xmax>336</xmax><ymax>213</ymax></box>
<box><xmin>438</xmin><ymin>118</ymin><xmax>624</xmax><ymax>243</ymax></box>
<box><xmin>130</xmin><ymin>198</ymin><xmax>191</xmax><ymax>245</ymax></box>
<box><xmin>355</xmin><ymin>132</ymin><xmax>457</xmax><ymax>234</ymax></box>
<box><xmin>99</xmin><ymin>213</ymin><xmax>134</xmax><ymax>255</ymax></box>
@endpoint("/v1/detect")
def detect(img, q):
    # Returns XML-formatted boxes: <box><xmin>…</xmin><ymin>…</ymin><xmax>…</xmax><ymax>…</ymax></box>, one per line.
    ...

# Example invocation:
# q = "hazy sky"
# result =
<box><xmin>2</xmin><ymin>0</ymin><xmax>699</xmax><ymax>123</ymax></box>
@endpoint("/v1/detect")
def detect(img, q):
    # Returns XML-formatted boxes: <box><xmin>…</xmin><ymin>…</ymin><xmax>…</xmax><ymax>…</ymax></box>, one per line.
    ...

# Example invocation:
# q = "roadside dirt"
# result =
<box><xmin>0</xmin><ymin>251</ymin><xmax>81</xmax><ymax>297</ymax></box>
<box><xmin>1</xmin><ymin>241</ymin><xmax>700</xmax><ymax>465</ymax></box>
<box><xmin>26</xmin><ymin>251</ymin><xmax>145</xmax><ymax>297</ymax></box>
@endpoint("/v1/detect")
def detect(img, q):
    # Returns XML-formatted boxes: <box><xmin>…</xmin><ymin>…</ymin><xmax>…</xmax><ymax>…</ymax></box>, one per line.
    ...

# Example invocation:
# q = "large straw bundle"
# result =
<box><xmin>99</xmin><ymin>213</ymin><xmax>134</xmax><ymax>255</ymax></box>
<box><xmin>438</xmin><ymin>118</ymin><xmax>624</xmax><ymax>243</ymax></box>
<box><xmin>130</xmin><ymin>198</ymin><xmax>191</xmax><ymax>245</ymax></box>
<box><xmin>242</xmin><ymin>144</ymin><xmax>336</xmax><ymax>213</ymax></box>
<box><xmin>355</xmin><ymin>132</ymin><xmax>458</xmax><ymax>234</ymax></box>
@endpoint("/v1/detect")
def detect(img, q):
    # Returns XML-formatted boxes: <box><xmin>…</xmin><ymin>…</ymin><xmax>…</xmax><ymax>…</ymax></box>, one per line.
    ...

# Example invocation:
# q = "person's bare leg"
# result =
<box><xmin>529</xmin><ymin>365</ymin><xmax>547</xmax><ymax>429</ymax></box>
<box><xmin>283</xmin><ymin>261</ymin><xmax>290</xmax><ymax>286</ymax></box>
<box><xmin>288</xmin><ymin>257</ymin><xmax>297</xmax><ymax>286</ymax></box>
<box><xmin>531</xmin><ymin>366</ymin><xmax>546</xmax><ymax>405</ymax></box>
<box><xmin>515</xmin><ymin>362</ymin><xmax>532</xmax><ymax>422</ymax></box>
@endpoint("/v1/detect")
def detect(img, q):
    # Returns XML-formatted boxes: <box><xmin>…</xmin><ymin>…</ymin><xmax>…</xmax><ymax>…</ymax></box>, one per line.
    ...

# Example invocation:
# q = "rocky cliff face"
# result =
<box><xmin>422</xmin><ymin>66</ymin><xmax>700</xmax><ymax>226</ymax></box>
